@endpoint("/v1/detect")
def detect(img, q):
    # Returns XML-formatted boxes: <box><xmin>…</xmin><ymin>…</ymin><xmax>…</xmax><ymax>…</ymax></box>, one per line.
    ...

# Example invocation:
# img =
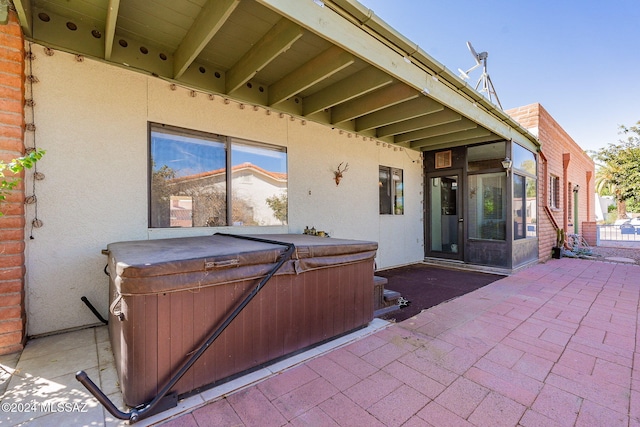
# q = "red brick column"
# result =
<box><xmin>0</xmin><ymin>10</ymin><xmax>26</xmax><ymax>355</ymax></box>
<box><xmin>581</xmin><ymin>222</ymin><xmax>597</xmax><ymax>247</ymax></box>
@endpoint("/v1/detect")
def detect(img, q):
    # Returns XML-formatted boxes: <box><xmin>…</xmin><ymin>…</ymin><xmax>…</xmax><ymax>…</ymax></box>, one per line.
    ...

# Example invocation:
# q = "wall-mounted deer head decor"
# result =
<box><xmin>333</xmin><ymin>162</ymin><xmax>349</xmax><ymax>186</ymax></box>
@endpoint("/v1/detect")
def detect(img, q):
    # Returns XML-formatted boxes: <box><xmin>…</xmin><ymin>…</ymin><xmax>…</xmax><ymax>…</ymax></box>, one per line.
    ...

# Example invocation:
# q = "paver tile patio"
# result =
<box><xmin>158</xmin><ymin>258</ymin><xmax>640</xmax><ymax>427</ymax></box>
<box><xmin>4</xmin><ymin>257</ymin><xmax>640</xmax><ymax>427</ymax></box>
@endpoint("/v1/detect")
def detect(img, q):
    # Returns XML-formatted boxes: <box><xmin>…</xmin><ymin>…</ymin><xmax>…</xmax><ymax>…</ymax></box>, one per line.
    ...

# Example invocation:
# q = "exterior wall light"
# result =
<box><xmin>501</xmin><ymin>157</ymin><xmax>512</xmax><ymax>176</ymax></box>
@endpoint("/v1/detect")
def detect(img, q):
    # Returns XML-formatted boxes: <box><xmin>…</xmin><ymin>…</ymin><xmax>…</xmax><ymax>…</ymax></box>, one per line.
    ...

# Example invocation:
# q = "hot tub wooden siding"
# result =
<box><xmin>106</xmin><ymin>234</ymin><xmax>377</xmax><ymax>407</ymax></box>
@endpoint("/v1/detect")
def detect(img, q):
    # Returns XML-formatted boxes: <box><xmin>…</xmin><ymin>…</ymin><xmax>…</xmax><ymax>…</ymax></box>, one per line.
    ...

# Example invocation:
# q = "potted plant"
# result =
<box><xmin>552</xmin><ymin>228</ymin><xmax>565</xmax><ymax>259</ymax></box>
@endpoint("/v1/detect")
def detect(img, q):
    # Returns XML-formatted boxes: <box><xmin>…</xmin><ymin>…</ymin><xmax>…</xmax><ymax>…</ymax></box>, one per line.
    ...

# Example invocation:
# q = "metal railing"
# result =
<box><xmin>597</xmin><ymin>224</ymin><xmax>640</xmax><ymax>244</ymax></box>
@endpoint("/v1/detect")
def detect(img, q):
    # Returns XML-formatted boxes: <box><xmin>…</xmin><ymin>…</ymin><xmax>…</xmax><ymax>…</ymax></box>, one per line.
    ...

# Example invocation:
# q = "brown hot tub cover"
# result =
<box><xmin>106</xmin><ymin>233</ymin><xmax>377</xmax><ymax>407</ymax></box>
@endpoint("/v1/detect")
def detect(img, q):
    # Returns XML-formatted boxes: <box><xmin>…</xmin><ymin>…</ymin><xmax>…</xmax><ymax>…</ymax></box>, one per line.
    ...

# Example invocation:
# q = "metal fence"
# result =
<box><xmin>597</xmin><ymin>224</ymin><xmax>640</xmax><ymax>244</ymax></box>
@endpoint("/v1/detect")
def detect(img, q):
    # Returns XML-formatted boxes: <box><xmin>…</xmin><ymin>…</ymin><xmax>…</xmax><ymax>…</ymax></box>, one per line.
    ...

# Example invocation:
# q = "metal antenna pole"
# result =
<box><xmin>458</xmin><ymin>42</ymin><xmax>502</xmax><ymax>109</ymax></box>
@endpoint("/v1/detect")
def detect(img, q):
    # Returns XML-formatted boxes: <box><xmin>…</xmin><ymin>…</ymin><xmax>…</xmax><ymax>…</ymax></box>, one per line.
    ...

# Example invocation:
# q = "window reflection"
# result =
<box><xmin>512</xmin><ymin>143</ymin><xmax>536</xmax><ymax>175</ymax></box>
<box><xmin>513</xmin><ymin>174</ymin><xmax>537</xmax><ymax>239</ymax></box>
<box><xmin>467</xmin><ymin>142</ymin><xmax>506</xmax><ymax>171</ymax></box>
<box><xmin>231</xmin><ymin>141</ymin><xmax>288</xmax><ymax>226</ymax></box>
<box><xmin>468</xmin><ymin>173</ymin><xmax>506</xmax><ymax>240</ymax></box>
<box><xmin>379</xmin><ymin>166</ymin><xmax>403</xmax><ymax>215</ymax></box>
<box><xmin>150</xmin><ymin>129</ymin><xmax>227</xmax><ymax>228</ymax></box>
<box><xmin>149</xmin><ymin>124</ymin><xmax>287</xmax><ymax>228</ymax></box>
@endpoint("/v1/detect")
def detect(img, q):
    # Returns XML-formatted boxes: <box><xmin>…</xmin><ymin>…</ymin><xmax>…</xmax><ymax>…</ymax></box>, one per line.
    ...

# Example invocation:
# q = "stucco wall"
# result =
<box><xmin>25</xmin><ymin>46</ymin><xmax>423</xmax><ymax>336</ymax></box>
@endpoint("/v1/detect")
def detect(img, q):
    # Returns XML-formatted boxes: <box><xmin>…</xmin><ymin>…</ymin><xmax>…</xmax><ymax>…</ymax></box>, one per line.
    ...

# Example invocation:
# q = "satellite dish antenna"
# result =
<box><xmin>458</xmin><ymin>41</ymin><xmax>502</xmax><ymax>109</ymax></box>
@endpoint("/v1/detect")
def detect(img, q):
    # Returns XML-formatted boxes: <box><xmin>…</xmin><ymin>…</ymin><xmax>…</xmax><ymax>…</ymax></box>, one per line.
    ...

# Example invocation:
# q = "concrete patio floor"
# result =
<box><xmin>2</xmin><ymin>257</ymin><xmax>640</xmax><ymax>426</ymax></box>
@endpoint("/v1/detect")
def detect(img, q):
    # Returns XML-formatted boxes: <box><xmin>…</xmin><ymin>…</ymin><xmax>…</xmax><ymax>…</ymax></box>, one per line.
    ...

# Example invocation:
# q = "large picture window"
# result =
<box><xmin>468</xmin><ymin>173</ymin><xmax>506</xmax><ymax>240</ymax></box>
<box><xmin>149</xmin><ymin>123</ymin><xmax>287</xmax><ymax>228</ymax></box>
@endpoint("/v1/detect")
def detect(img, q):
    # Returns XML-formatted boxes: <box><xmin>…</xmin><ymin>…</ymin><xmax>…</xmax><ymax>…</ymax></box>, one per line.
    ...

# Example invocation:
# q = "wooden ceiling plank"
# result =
<box><xmin>394</xmin><ymin>118</ymin><xmax>477</xmax><ymax>144</ymax></box>
<box><xmin>104</xmin><ymin>0</ymin><xmax>121</xmax><ymax>60</ymax></box>
<box><xmin>302</xmin><ymin>67</ymin><xmax>392</xmax><ymax>116</ymax></box>
<box><xmin>331</xmin><ymin>82</ymin><xmax>419</xmax><ymax>123</ymax></box>
<box><xmin>377</xmin><ymin>108</ymin><xmax>461</xmax><ymax>138</ymax></box>
<box><xmin>355</xmin><ymin>97</ymin><xmax>442</xmax><ymax>132</ymax></box>
<box><xmin>269</xmin><ymin>45</ymin><xmax>354</xmax><ymax>105</ymax></box>
<box><xmin>174</xmin><ymin>0</ymin><xmax>240</xmax><ymax>79</ymax></box>
<box><xmin>226</xmin><ymin>18</ymin><xmax>304</xmax><ymax>94</ymax></box>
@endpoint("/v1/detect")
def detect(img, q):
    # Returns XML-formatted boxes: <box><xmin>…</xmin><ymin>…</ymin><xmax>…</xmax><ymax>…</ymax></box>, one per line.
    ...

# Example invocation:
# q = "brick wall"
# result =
<box><xmin>0</xmin><ymin>10</ymin><xmax>26</xmax><ymax>355</ymax></box>
<box><xmin>507</xmin><ymin>103</ymin><xmax>595</xmax><ymax>262</ymax></box>
<box><xmin>582</xmin><ymin>221</ymin><xmax>597</xmax><ymax>246</ymax></box>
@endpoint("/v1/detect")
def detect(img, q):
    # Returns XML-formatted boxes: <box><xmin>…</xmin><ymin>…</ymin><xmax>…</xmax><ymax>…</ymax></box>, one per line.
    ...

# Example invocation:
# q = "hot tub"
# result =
<box><xmin>106</xmin><ymin>233</ymin><xmax>377</xmax><ymax>407</ymax></box>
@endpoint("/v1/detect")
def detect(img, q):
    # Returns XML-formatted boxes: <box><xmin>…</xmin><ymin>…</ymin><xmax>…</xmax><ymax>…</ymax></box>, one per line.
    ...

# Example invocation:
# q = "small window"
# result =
<box><xmin>379</xmin><ymin>166</ymin><xmax>404</xmax><ymax>215</ymax></box>
<box><xmin>550</xmin><ymin>175</ymin><xmax>560</xmax><ymax>209</ymax></box>
<box><xmin>568</xmin><ymin>182</ymin><xmax>572</xmax><ymax>220</ymax></box>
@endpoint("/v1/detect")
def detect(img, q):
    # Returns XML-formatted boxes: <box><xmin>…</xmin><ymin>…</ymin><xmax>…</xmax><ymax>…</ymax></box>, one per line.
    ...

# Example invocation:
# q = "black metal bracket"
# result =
<box><xmin>80</xmin><ymin>296</ymin><xmax>108</xmax><ymax>325</ymax></box>
<box><xmin>76</xmin><ymin>233</ymin><xmax>295</xmax><ymax>423</ymax></box>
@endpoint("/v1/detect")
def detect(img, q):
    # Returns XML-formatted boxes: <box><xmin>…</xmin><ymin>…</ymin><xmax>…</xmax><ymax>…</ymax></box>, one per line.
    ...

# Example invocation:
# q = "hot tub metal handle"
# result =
<box><xmin>76</xmin><ymin>233</ymin><xmax>296</xmax><ymax>424</ymax></box>
<box><xmin>109</xmin><ymin>294</ymin><xmax>125</xmax><ymax>321</ymax></box>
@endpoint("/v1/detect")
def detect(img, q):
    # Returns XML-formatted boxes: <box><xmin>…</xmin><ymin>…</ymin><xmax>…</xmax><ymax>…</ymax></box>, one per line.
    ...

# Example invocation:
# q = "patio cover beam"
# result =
<box><xmin>269</xmin><ymin>45</ymin><xmax>354</xmax><ymax>105</ymax></box>
<box><xmin>395</xmin><ymin>118</ymin><xmax>478</xmax><ymax>144</ymax></box>
<box><xmin>410</xmin><ymin>128</ymin><xmax>491</xmax><ymax>149</ymax></box>
<box><xmin>356</xmin><ymin>97</ymin><xmax>442</xmax><ymax>132</ymax></box>
<box><xmin>332</xmin><ymin>82</ymin><xmax>418</xmax><ymax>124</ymax></box>
<box><xmin>12</xmin><ymin>0</ymin><xmax>32</xmax><ymax>37</ymax></box>
<box><xmin>226</xmin><ymin>18</ymin><xmax>304</xmax><ymax>94</ymax></box>
<box><xmin>411</xmin><ymin>134</ymin><xmax>500</xmax><ymax>151</ymax></box>
<box><xmin>257</xmin><ymin>0</ymin><xmax>536</xmax><ymax>148</ymax></box>
<box><xmin>173</xmin><ymin>0</ymin><xmax>240</xmax><ymax>79</ymax></box>
<box><xmin>104</xmin><ymin>0</ymin><xmax>120</xmax><ymax>60</ymax></box>
<box><xmin>377</xmin><ymin>108</ymin><xmax>461</xmax><ymax>138</ymax></box>
<box><xmin>302</xmin><ymin>67</ymin><xmax>392</xmax><ymax>116</ymax></box>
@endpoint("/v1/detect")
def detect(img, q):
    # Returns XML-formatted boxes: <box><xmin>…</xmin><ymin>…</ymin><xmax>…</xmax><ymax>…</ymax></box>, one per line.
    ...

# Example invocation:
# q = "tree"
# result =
<box><xmin>594</xmin><ymin>121</ymin><xmax>640</xmax><ymax>218</ymax></box>
<box><xmin>595</xmin><ymin>161</ymin><xmax>627</xmax><ymax>219</ymax></box>
<box><xmin>150</xmin><ymin>163</ymin><xmax>177</xmax><ymax>227</ymax></box>
<box><xmin>265</xmin><ymin>192</ymin><xmax>288</xmax><ymax>225</ymax></box>
<box><xmin>0</xmin><ymin>150</ymin><xmax>45</xmax><ymax>216</ymax></box>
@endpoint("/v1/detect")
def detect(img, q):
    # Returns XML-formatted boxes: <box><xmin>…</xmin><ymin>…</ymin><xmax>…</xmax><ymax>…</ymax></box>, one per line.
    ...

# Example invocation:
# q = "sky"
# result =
<box><xmin>358</xmin><ymin>0</ymin><xmax>640</xmax><ymax>153</ymax></box>
<box><xmin>151</xmin><ymin>132</ymin><xmax>287</xmax><ymax>176</ymax></box>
